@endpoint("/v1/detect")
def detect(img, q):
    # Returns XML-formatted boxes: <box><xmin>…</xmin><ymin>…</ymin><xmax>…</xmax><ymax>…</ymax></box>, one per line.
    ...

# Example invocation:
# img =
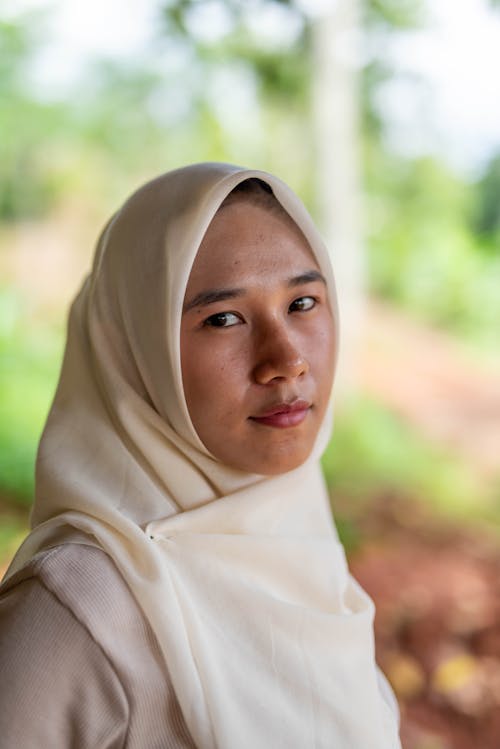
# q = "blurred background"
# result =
<box><xmin>1</xmin><ymin>0</ymin><xmax>499</xmax><ymax>745</ymax></box>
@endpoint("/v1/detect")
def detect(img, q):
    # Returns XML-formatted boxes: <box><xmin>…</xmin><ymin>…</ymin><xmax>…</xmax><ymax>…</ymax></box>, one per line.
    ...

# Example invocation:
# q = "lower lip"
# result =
<box><xmin>250</xmin><ymin>408</ymin><xmax>310</xmax><ymax>428</ymax></box>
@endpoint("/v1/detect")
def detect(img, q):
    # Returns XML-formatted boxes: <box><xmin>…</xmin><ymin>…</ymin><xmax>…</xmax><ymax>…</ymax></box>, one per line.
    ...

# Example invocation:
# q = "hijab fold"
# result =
<box><xmin>7</xmin><ymin>163</ymin><xmax>401</xmax><ymax>748</ymax></box>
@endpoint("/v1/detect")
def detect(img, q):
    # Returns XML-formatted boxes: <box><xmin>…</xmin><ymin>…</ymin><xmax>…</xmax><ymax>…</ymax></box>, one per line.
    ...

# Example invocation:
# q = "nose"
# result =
<box><xmin>252</xmin><ymin>322</ymin><xmax>309</xmax><ymax>385</ymax></box>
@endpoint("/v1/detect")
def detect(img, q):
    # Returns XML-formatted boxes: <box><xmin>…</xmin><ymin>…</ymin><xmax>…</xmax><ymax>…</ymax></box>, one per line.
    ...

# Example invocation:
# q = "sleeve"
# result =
<box><xmin>0</xmin><ymin>576</ymin><xmax>129</xmax><ymax>749</ymax></box>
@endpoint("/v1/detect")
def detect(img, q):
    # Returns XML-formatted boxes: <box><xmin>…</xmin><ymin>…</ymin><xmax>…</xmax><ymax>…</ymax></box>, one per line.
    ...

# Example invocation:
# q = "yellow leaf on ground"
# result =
<box><xmin>386</xmin><ymin>653</ymin><xmax>426</xmax><ymax>699</ymax></box>
<box><xmin>431</xmin><ymin>653</ymin><xmax>478</xmax><ymax>694</ymax></box>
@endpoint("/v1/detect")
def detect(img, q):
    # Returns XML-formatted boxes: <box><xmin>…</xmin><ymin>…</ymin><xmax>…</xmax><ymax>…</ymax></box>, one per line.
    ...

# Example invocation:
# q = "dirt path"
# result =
<box><xmin>356</xmin><ymin>301</ymin><xmax>500</xmax><ymax>480</ymax></box>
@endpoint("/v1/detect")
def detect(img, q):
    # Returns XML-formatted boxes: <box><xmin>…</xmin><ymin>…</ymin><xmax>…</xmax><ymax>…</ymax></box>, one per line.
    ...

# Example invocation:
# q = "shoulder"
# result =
<box><xmin>1</xmin><ymin>542</ymin><xmax>147</xmax><ymax>638</ymax></box>
<box><xmin>0</xmin><ymin>543</ymin><xmax>150</xmax><ymax>696</ymax></box>
<box><xmin>2</xmin><ymin>541</ymin><xmax>133</xmax><ymax>604</ymax></box>
<box><xmin>0</xmin><ymin>545</ymin><xmax>129</xmax><ymax>748</ymax></box>
<box><xmin>0</xmin><ymin>542</ymin><xmax>195</xmax><ymax>749</ymax></box>
<box><xmin>1</xmin><ymin>543</ymin><xmax>144</xmax><ymax>668</ymax></box>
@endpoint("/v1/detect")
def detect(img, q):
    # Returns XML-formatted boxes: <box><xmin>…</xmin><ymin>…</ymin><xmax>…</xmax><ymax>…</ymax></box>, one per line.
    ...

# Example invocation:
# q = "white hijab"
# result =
<box><xmin>7</xmin><ymin>163</ymin><xmax>400</xmax><ymax>748</ymax></box>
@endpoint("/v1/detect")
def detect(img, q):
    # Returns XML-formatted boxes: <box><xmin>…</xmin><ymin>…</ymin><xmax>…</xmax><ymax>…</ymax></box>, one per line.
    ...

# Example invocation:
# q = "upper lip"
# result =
<box><xmin>250</xmin><ymin>398</ymin><xmax>311</xmax><ymax>419</ymax></box>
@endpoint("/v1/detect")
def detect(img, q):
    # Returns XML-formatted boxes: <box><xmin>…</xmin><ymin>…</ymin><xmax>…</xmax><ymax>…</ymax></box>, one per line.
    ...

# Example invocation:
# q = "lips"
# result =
<box><xmin>249</xmin><ymin>399</ymin><xmax>311</xmax><ymax>429</ymax></box>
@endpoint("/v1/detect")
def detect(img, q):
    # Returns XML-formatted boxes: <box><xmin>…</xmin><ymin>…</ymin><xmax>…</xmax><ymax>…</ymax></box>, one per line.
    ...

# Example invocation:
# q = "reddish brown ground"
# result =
<box><xmin>352</xmin><ymin>303</ymin><xmax>500</xmax><ymax>748</ymax></box>
<box><xmin>348</xmin><ymin>499</ymin><xmax>500</xmax><ymax>749</ymax></box>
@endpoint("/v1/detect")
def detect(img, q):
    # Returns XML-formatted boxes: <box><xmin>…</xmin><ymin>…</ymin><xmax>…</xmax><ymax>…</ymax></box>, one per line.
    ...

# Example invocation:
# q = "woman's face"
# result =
<box><xmin>181</xmin><ymin>199</ymin><xmax>336</xmax><ymax>475</ymax></box>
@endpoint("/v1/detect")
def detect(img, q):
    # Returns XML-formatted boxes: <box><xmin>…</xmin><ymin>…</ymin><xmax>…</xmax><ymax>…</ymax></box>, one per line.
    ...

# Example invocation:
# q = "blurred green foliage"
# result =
<box><xmin>366</xmin><ymin>151</ymin><xmax>500</xmax><ymax>345</ymax></box>
<box><xmin>472</xmin><ymin>153</ymin><xmax>500</xmax><ymax>246</ymax></box>
<box><xmin>0</xmin><ymin>17</ymin><xmax>70</xmax><ymax>220</ymax></box>
<box><xmin>322</xmin><ymin>397</ymin><xmax>499</xmax><ymax>533</ymax></box>
<box><xmin>0</xmin><ymin>287</ymin><xmax>63</xmax><ymax>503</ymax></box>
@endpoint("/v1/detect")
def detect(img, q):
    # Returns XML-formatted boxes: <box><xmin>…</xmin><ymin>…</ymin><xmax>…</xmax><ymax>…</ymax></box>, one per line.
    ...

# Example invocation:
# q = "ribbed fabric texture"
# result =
<box><xmin>0</xmin><ymin>543</ymin><xmax>195</xmax><ymax>748</ymax></box>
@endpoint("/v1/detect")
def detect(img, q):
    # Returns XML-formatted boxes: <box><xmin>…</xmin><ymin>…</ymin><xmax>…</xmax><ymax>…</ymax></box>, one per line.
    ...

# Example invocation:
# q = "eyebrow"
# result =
<box><xmin>287</xmin><ymin>270</ymin><xmax>326</xmax><ymax>288</ymax></box>
<box><xmin>183</xmin><ymin>269</ymin><xmax>326</xmax><ymax>312</ymax></box>
<box><xmin>183</xmin><ymin>287</ymin><xmax>246</xmax><ymax>312</ymax></box>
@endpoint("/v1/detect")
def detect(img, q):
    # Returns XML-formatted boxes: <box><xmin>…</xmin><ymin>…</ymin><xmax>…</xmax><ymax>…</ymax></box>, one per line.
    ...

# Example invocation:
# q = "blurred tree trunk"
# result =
<box><xmin>312</xmin><ymin>0</ymin><xmax>363</xmax><ymax>390</ymax></box>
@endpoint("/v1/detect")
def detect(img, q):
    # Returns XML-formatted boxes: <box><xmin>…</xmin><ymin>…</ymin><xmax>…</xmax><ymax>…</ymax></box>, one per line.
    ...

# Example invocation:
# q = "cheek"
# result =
<box><xmin>181</xmin><ymin>334</ymin><xmax>247</xmax><ymax>423</ymax></box>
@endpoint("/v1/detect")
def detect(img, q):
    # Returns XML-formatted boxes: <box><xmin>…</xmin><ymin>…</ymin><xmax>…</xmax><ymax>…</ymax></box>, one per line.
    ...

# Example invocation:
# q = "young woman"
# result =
<box><xmin>0</xmin><ymin>163</ymin><xmax>401</xmax><ymax>748</ymax></box>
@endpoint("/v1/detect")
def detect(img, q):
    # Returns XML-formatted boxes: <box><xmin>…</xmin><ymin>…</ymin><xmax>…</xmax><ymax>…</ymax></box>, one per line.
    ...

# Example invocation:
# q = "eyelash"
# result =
<box><xmin>203</xmin><ymin>296</ymin><xmax>318</xmax><ymax>328</ymax></box>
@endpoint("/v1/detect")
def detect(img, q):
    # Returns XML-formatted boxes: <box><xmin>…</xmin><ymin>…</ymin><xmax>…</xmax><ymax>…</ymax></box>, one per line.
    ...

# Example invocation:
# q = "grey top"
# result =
<box><xmin>0</xmin><ymin>543</ymin><xmax>195</xmax><ymax>748</ymax></box>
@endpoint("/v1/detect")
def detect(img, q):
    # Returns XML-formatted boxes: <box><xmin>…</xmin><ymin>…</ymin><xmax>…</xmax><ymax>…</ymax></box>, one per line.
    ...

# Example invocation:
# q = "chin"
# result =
<box><xmin>246</xmin><ymin>446</ymin><xmax>313</xmax><ymax>476</ymax></box>
<box><xmin>209</xmin><ymin>425</ymin><xmax>319</xmax><ymax>476</ymax></box>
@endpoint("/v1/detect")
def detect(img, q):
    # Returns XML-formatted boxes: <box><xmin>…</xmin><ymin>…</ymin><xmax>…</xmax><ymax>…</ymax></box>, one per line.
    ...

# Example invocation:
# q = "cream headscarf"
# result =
<box><xmin>7</xmin><ymin>163</ymin><xmax>400</xmax><ymax>748</ymax></box>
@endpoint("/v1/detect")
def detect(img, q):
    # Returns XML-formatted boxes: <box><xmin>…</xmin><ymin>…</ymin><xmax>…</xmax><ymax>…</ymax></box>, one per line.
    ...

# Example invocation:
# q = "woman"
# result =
<box><xmin>0</xmin><ymin>163</ymin><xmax>401</xmax><ymax>748</ymax></box>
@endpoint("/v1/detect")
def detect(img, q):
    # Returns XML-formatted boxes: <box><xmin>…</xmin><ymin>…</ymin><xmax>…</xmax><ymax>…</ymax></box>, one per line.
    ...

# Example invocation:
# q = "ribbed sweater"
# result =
<box><xmin>0</xmin><ymin>543</ymin><xmax>196</xmax><ymax>748</ymax></box>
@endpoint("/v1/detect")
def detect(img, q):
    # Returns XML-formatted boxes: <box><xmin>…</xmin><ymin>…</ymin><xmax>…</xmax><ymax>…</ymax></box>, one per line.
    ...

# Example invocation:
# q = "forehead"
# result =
<box><xmin>186</xmin><ymin>200</ymin><xmax>318</xmax><ymax>291</ymax></box>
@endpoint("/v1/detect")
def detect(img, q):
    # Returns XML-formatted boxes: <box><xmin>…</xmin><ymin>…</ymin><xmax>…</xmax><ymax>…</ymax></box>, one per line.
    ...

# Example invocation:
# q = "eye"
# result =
<box><xmin>203</xmin><ymin>311</ymin><xmax>242</xmax><ymax>328</ymax></box>
<box><xmin>289</xmin><ymin>296</ymin><xmax>316</xmax><ymax>312</ymax></box>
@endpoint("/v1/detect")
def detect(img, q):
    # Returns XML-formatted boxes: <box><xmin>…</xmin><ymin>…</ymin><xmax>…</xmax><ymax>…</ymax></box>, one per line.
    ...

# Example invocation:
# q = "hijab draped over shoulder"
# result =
<box><xmin>6</xmin><ymin>163</ymin><xmax>401</xmax><ymax>749</ymax></box>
